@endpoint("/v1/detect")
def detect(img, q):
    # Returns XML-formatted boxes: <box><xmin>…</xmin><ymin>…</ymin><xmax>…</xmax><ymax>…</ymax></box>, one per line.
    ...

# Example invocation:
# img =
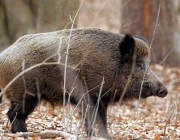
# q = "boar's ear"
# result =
<box><xmin>120</xmin><ymin>34</ymin><xmax>135</xmax><ymax>56</ymax></box>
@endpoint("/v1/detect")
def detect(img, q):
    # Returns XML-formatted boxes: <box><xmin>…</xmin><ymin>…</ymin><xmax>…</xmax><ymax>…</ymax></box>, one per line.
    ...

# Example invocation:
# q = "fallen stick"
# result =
<box><xmin>5</xmin><ymin>130</ymin><xmax>77</xmax><ymax>139</ymax></box>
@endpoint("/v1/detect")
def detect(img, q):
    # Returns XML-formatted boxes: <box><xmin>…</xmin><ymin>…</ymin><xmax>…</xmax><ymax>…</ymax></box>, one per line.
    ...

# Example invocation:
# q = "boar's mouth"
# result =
<box><xmin>140</xmin><ymin>84</ymin><xmax>168</xmax><ymax>98</ymax></box>
<box><xmin>130</xmin><ymin>82</ymin><xmax>168</xmax><ymax>99</ymax></box>
<box><xmin>141</xmin><ymin>87</ymin><xmax>168</xmax><ymax>99</ymax></box>
<box><xmin>140</xmin><ymin>90</ymin><xmax>153</xmax><ymax>98</ymax></box>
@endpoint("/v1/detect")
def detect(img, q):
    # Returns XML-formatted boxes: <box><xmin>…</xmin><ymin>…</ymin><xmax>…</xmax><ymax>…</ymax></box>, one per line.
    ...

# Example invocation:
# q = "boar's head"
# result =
<box><xmin>119</xmin><ymin>34</ymin><xmax>168</xmax><ymax>99</ymax></box>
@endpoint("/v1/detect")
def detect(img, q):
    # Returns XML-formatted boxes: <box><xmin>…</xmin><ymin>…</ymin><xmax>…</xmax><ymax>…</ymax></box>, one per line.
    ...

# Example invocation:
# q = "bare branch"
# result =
<box><xmin>4</xmin><ymin>130</ymin><xmax>77</xmax><ymax>139</ymax></box>
<box><xmin>164</xmin><ymin>104</ymin><xmax>176</xmax><ymax>135</ymax></box>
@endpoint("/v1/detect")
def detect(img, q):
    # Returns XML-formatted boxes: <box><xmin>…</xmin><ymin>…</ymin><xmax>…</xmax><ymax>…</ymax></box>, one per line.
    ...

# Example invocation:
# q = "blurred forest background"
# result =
<box><xmin>0</xmin><ymin>0</ymin><xmax>180</xmax><ymax>67</ymax></box>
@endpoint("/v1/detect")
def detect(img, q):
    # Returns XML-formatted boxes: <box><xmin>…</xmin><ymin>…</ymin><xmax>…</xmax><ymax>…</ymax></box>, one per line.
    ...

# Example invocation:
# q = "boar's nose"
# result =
<box><xmin>157</xmin><ymin>85</ymin><xmax>168</xmax><ymax>98</ymax></box>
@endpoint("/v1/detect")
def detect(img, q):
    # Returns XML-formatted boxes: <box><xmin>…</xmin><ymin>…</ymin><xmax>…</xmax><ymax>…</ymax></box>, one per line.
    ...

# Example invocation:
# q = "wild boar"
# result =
<box><xmin>0</xmin><ymin>28</ymin><xmax>168</xmax><ymax>138</ymax></box>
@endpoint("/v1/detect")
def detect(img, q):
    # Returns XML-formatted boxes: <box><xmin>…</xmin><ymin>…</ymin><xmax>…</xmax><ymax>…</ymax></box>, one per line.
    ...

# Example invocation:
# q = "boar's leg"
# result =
<box><xmin>85</xmin><ymin>100</ymin><xmax>110</xmax><ymax>139</ymax></box>
<box><xmin>96</xmin><ymin>101</ymin><xmax>110</xmax><ymax>138</ymax></box>
<box><xmin>7</xmin><ymin>97</ymin><xmax>38</xmax><ymax>133</ymax></box>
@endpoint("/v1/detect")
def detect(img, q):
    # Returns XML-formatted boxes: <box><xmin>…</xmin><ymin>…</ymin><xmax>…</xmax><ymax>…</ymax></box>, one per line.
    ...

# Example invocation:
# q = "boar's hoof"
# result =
<box><xmin>11</xmin><ymin>119</ymin><xmax>27</xmax><ymax>133</ymax></box>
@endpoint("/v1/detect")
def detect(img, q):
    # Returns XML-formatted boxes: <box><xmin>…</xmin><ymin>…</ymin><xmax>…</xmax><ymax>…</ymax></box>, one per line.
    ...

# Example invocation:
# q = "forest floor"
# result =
<box><xmin>0</xmin><ymin>65</ymin><xmax>180</xmax><ymax>140</ymax></box>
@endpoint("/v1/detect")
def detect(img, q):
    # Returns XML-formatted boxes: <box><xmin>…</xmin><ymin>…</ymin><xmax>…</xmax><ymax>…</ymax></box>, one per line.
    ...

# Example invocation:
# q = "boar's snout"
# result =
<box><xmin>156</xmin><ymin>84</ymin><xmax>168</xmax><ymax>98</ymax></box>
<box><xmin>142</xmin><ymin>70</ymin><xmax>168</xmax><ymax>98</ymax></box>
<box><xmin>142</xmin><ymin>81</ymin><xmax>168</xmax><ymax>98</ymax></box>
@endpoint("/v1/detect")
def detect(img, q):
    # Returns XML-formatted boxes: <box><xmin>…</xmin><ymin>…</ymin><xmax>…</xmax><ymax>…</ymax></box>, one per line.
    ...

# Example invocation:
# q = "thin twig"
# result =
<box><xmin>159</xmin><ymin>45</ymin><xmax>177</xmax><ymax>65</ymax></box>
<box><xmin>22</xmin><ymin>59</ymin><xmax>27</xmax><ymax>114</ymax></box>
<box><xmin>1</xmin><ymin>61</ymin><xmax>75</xmax><ymax>97</ymax></box>
<box><xmin>90</xmin><ymin>0</ymin><xmax>109</xmax><ymax>27</ymax></box>
<box><xmin>150</xmin><ymin>5</ymin><xmax>161</xmax><ymax>49</ymax></box>
<box><xmin>91</xmin><ymin>77</ymin><xmax>105</xmax><ymax>138</ymax></box>
<box><xmin>118</xmin><ymin>48</ymin><xmax>137</xmax><ymax>105</ymax></box>
<box><xmin>62</xmin><ymin>0</ymin><xmax>85</xmax><ymax>129</ymax></box>
<box><xmin>164</xmin><ymin>104</ymin><xmax>176</xmax><ymax>135</ymax></box>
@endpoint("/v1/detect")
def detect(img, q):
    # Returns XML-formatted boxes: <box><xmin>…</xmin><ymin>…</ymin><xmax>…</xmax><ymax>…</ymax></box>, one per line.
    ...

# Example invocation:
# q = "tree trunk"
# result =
<box><xmin>0</xmin><ymin>0</ymin><xmax>79</xmax><ymax>50</ymax></box>
<box><xmin>0</xmin><ymin>0</ymin><xmax>10</xmax><ymax>49</ymax></box>
<box><xmin>120</xmin><ymin>0</ymin><xmax>180</xmax><ymax>66</ymax></box>
<box><xmin>0</xmin><ymin>0</ymin><xmax>37</xmax><ymax>49</ymax></box>
<box><xmin>37</xmin><ymin>0</ymin><xmax>79</xmax><ymax>32</ymax></box>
